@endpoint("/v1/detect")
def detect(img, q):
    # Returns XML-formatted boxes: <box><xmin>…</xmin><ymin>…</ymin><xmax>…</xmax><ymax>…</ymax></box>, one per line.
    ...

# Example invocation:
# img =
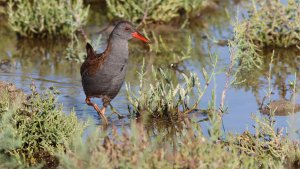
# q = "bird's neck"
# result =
<box><xmin>106</xmin><ymin>35</ymin><xmax>129</xmax><ymax>61</ymax></box>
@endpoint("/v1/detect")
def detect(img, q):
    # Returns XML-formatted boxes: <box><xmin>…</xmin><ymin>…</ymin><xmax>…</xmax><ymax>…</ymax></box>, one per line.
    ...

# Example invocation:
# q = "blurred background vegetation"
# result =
<box><xmin>7</xmin><ymin>0</ymin><xmax>89</xmax><ymax>38</ymax></box>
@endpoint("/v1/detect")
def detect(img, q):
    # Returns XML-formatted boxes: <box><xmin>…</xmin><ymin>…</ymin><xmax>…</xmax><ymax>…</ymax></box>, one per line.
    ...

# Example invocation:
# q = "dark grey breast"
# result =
<box><xmin>81</xmin><ymin>36</ymin><xmax>129</xmax><ymax>101</ymax></box>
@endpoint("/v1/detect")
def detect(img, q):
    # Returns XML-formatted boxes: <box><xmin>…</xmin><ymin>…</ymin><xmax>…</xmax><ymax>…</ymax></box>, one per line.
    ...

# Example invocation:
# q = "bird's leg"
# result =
<box><xmin>109</xmin><ymin>103</ymin><xmax>124</xmax><ymax>119</ymax></box>
<box><xmin>85</xmin><ymin>97</ymin><xmax>108</xmax><ymax>125</ymax></box>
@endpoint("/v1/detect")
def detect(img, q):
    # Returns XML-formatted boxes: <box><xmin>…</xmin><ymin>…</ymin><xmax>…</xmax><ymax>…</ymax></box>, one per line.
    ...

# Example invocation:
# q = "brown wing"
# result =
<box><xmin>80</xmin><ymin>42</ymin><xmax>112</xmax><ymax>76</ymax></box>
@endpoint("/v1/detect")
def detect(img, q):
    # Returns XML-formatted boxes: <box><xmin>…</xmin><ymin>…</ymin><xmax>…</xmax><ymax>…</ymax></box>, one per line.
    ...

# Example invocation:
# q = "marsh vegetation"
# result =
<box><xmin>0</xmin><ymin>0</ymin><xmax>299</xmax><ymax>168</ymax></box>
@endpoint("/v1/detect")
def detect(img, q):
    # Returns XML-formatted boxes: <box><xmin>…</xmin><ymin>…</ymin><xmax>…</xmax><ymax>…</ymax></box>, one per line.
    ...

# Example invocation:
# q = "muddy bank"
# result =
<box><xmin>0</xmin><ymin>81</ymin><xmax>25</xmax><ymax>111</ymax></box>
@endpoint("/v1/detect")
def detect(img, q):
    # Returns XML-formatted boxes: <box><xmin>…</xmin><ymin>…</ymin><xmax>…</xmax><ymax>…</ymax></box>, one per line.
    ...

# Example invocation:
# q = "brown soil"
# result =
<box><xmin>0</xmin><ymin>81</ymin><xmax>26</xmax><ymax>106</ymax></box>
<box><xmin>260</xmin><ymin>99</ymin><xmax>300</xmax><ymax>116</ymax></box>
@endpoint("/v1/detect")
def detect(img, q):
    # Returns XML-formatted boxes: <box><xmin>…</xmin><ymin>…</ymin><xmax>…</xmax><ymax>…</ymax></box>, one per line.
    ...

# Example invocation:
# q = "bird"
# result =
<box><xmin>80</xmin><ymin>21</ymin><xmax>149</xmax><ymax>125</ymax></box>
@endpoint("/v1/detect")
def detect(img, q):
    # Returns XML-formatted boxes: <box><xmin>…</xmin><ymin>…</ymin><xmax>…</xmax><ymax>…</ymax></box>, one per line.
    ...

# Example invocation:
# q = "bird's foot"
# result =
<box><xmin>109</xmin><ymin>104</ymin><xmax>124</xmax><ymax>119</ymax></box>
<box><xmin>111</xmin><ymin>109</ymin><xmax>124</xmax><ymax>119</ymax></box>
<box><xmin>116</xmin><ymin>114</ymin><xmax>125</xmax><ymax>119</ymax></box>
<box><xmin>85</xmin><ymin>97</ymin><xmax>108</xmax><ymax>125</ymax></box>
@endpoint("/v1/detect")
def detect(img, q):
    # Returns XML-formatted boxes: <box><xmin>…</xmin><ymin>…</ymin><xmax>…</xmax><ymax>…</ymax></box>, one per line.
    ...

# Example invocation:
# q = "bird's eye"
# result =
<box><xmin>125</xmin><ymin>27</ymin><xmax>130</xmax><ymax>31</ymax></box>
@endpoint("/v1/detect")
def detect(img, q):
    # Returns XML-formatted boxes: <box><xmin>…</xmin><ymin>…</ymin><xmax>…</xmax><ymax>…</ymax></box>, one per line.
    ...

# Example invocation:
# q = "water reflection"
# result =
<box><xmin>235</xmin><ymin>47</ymin><xmax>300</xmax><ymax>116</ymax></box>
<box><xmin>135</xmin><ymin>109</ymin><xmax>209</xmax><ymax>141</ymax></box>
<box><xmin>142</xmin><ymin>116</ymin><xmax>186</xmax><ymax>141</ymax></box>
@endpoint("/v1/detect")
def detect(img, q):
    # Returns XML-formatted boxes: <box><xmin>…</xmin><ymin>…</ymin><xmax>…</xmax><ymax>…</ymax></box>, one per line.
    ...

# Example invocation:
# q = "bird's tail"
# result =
<box><xmin>86</xmin><ymin>43</ymin><xmax>96</xmax><ymax>60</ymax></box>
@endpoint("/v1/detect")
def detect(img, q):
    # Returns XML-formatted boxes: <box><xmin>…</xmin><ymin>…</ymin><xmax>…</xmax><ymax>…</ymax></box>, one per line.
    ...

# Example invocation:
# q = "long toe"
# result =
<box><xmin>109</xmin><ymin>103</ymin><xmax>124</xmax><ymax>119</ymax></box>
<box><xmin>112</xmin><ymin>110</ymin><xmax>124</xmax><ymax>119</ymax></box>
<box><xmin>99</xmin><ymin>107</ymin><xmax>108</xmax><ymax>125</ymax></box>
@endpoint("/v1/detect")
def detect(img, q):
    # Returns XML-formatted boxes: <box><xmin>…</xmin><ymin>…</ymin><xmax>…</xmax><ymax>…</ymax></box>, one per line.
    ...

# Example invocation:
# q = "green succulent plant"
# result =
<box><xmin>7</xmin><ymin>0</ymin><xmax>89</xmax><ymax>38</ymax></box>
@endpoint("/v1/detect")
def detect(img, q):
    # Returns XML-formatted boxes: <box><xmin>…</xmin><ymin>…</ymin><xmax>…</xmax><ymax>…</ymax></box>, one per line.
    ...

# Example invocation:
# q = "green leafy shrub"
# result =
<box><xmin>7</xmin><ymin>0</ymin><xmax>89</xmax><ymax>38</ymax></box>
<box><xmin>57</xmin><ymin>114</ymin><xmax>300</xmax><ymax>169</ymax></box>
<box><xmin>232</xmin><ymin>0</ymin><xmax>300</xmax><ymax>72</ymax></box>
<box><xmin>230</xmin><ymin>114</ymin><xmax>300</xmax><ymax>168</ymax></box>
<box><xmin>106</xmin><ymin>0</ymin><xmax>222</xmax><ymax>24</ymax></box>
<box><xmin>0</xmin><ymin>82</ymin><xmax>26</xmax><ymax>168</ymax></box>
<box><xmin>237</xmin><ymin>0</ymin><xmax>300</xmax><ymax>48</ymax></box>
<box><xmin>0</xmin><ymin>81</ymin><xmax>299</xmax><ymax>168</ymax></box>
<box><xmin>13</xmin><ymin>89</ymin><xmax>85</xmax><ymax>166</ymax></box>
<box><xmin>126</xmin><ymin>56</ymin><xmax>217</xmax><ymax>118</ymax></box>
<box><xmin>0</xmin><ymin>82</ymin><xmax>86</xmax><ymax>167</ymax></box>
<box><xmin>107</xmin><ymin>0</ymin><xmax>184</xmax><ymax>23</ymax></box>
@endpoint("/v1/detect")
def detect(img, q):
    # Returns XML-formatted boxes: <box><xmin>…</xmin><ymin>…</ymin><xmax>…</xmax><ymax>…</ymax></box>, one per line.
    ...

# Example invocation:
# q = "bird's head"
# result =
<box><xmin>111</xmin><ymin>21</ymin><xmax>150</xmax><ymax>43</ymax></box>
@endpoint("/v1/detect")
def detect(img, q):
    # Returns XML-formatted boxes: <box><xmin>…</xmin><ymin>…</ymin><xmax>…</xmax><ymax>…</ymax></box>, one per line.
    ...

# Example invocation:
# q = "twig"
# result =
<box><xmin>183</xmin><ymin>56</ymin><xmax>217</xmax><ymax>115</ymax></box>
<box><xmin>137</xmin><ymin>0</ymin><xmax>149</xmax><ymax>28</ymax></box>
<box><xmin>219</xmin><ymin>43</ymin><xmax>235</xmax><ymax>111</ymax></box>
<box><xmin>97</xmin><ymin>23</ymin><xmax>111</xmax><ymax>34</ymax></box>
<box><xmin>70</xmin><ymin>9</ymin><xmax>88</xmax><ymax>43</ymax></box>
<box><xmin>79</xmin><ymin>27</ymin><xmax>88</xmax><ymax>43</ymax></box>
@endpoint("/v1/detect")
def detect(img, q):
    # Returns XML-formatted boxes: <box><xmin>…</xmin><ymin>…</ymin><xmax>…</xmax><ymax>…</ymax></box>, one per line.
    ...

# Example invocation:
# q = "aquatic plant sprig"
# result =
<box><xmin>126</xmin><ymin>54</ymin><xmax>217</xmax><ymax>118</ymax></box>
<box><xmin>233</xmin><ymin>114</ymin><xmax>288</xmax><ymax>163</ymax></box>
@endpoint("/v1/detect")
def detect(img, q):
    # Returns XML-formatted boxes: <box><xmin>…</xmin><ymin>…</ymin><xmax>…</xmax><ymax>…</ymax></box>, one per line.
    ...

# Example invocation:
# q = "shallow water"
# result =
<box><xmin>0</xmin><ymin>1</ymin><xmax>299</xmax><ymax>139</ymax></box>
